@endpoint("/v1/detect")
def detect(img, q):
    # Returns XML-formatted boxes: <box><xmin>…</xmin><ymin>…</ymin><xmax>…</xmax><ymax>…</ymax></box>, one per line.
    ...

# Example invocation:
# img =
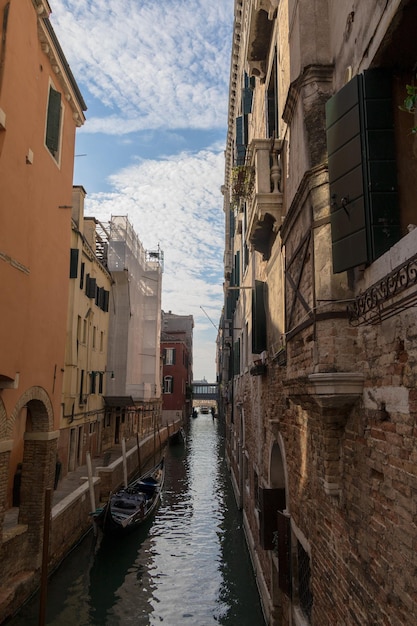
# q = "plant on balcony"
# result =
<box><xmin>231</xmin><ymin>165</ymin><xmax>254</xmax><ymax>207</ymax></box>
<box><xmin>400</xmin><ymin>75</ymin><xmax>417</xmax><ymax>134</ymax></box>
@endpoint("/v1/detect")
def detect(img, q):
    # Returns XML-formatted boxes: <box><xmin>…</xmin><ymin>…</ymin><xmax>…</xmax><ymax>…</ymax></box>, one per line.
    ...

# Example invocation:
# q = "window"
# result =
<box><xmin>45</xmin><ymin>85</ymin><xmax>62</xmax><ymax>160</ymax></box>
<box><xmin>85</xmin><ymin>275</ymin><xmax>96</xmax><ymax>299</ymax></box>
<box><xmin>266</xmin><ymin>52</ymin><xmax>278</xmax><ymax>139</ymax></box>
<box><xmin>80</xmin><ymin>263</ymin><xmax>85</xmax><ymax>289</ymax></box>
<box><xmin>90</xmin><ymin>371</ymin><xmax>96</xmax><ymax>394</ymax></box>
<box><xmin>252</xmin><ymin>280</ymin><xmax>267</xmax><ymax>354</ymax></box>
<box><xmin>77</xmin><ymin>316</ymin><xmax>82</xmax><ymax>344</ymax></box>
<box><xmin>326</xmin><ymin>69</ymin><xmax>401</xmax><ymax>273</ymax></box>
<box><xmin>297</xmin><ymin>540</ymin><xmax>313</xmax><ymax>620</ymax></box>
<box><xmin>70</xmin><ymin>249</ymin><xmax>79</xmax><ymax>278</ymax></box>
<box><xmin>92</xmin><ymin>326</ymin><xmax>96</xmax><ymax>349</ymax></box>
<box><xmin>164</xmin><ymin>348</ymin><xmax>176</xmax><ymax>365</ymax></box>
<box><xmin>163</xmin><ymin>376</ymin><xmax>173</xmax><ymax>393</ymax></box>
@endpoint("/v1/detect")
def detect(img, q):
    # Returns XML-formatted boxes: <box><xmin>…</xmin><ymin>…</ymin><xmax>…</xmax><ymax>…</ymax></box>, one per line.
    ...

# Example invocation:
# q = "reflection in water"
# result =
<box><xmin>8</xmin><ymin>417</ymin><xmax>265</xmax><ymax>625</ymax></box>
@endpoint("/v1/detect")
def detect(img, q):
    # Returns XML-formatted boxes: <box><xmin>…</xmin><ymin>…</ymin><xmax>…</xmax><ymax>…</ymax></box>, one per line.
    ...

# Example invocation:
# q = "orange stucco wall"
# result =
<box><xmin>0</xmin><ymin>0</ymin><xmax>83</xmax><ymax>485</ymax></box>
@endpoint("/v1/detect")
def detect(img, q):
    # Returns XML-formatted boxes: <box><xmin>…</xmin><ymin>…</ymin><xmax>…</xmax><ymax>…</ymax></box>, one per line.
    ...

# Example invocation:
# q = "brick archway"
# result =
<box><xmin>269</xmin><ymin>434</ymin><xmax>289</xmax><ymax>500</ymax></box>
<box><xmin>0</xmin><ymin>387</ymin><xmax>57</xmax><ymax>562</ymax></box>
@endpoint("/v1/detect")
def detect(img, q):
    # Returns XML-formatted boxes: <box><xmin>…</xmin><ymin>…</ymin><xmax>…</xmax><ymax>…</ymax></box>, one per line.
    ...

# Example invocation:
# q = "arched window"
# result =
<box><xmin>163</xmin><ymin>376</ymin><xmax>173</xmax><ymax>394</ymax></box>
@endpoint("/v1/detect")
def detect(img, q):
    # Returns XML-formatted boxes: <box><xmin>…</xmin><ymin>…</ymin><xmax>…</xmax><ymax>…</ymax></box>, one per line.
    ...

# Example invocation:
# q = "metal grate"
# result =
<box><xmin>298</xmin><ymin>540</ymin><xmax>313</xmax><ymax>621</ymax></box>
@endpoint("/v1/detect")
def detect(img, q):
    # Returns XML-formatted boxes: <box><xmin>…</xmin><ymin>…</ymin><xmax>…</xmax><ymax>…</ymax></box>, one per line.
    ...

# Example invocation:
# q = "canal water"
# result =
<box><xmin>9</xmin><ymin>415</ymin><xmax>265</xmax><ymax>625</ymax></box>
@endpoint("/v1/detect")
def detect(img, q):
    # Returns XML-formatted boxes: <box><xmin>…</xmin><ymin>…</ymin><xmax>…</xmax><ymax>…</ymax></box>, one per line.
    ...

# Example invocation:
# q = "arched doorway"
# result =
<box><xmin>4</xmin><ymin>387</ymin><xmax>58</xmax><ymax>558</ymax></box>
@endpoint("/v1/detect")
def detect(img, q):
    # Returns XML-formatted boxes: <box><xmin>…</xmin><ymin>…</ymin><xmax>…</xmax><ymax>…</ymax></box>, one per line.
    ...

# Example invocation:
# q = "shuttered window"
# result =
<box><xmin>233</xmin><ymin>338</ymin><xmax>240</xmax><ymax>376</ymax></box>
<box><xmin>85</xmin><ymin>275</ymin><xmax>96</xmax><ymax>299</ymax></box>
<box><xmin>235</xmin><ymin>116</ymin><xmax>246</xmax><ymax>165</ymax></box>
<box><xmin>69</xmin><ymin>249</ymin><xmax>79</xmax><ymax>278</ymax></box>
<box><xmin>267</xmin><ymin>53</ymin><xmax>278</xmax><ymax>139</ymax></box>
<box><xmin>164</xmin><ymin>348</ymin><xmax>176</xmax><ymax>365</ymax></box>
<box><xmin>326</xmin><ymin>69</ymin><xmax>401</xmax><ymax>273</ymax></box>
<box><xmin>252</xmin><ymin>280</ymin><xmax>267</xmax><ymax>354</ymax></box>
<box><xmin>45</xmin><ymin>86</ymin><xmax>62</xmax><ymax>158</ymax></box>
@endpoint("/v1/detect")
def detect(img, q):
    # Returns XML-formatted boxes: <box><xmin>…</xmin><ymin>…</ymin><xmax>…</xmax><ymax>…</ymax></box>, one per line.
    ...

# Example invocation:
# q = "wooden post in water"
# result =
<box><xmin>86</xmin><ymin>451</ymin><xmax>96</xmax><ymax>512</ymax></box>
<box><xmin>158</xmin><ymin>425</ymin><xmax>162</xmax><ymax>455</ymax></box>
<box><xmin>136</xmin><ymin>432</ymin><xmax>142</xmax><ymax>476</ymax></box>
<box><xmin>38</xmin><ymin>487</ymin><xmax>52</xmax><ymax>626</ymax></box>
<box><xmin>122</xmin><ymin>438</ymin><xmax>128</xmax><ymax>487</ymax></box>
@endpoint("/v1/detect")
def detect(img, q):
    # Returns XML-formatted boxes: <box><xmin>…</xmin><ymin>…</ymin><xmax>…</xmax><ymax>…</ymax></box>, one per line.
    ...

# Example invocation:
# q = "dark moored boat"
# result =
<box><xmin>92</xmin><ymin>459</ymin><xmax>165</xmax><ymax>535</ymax></box>
<box><xmin>169</xmin><ymin>427</ymin><xmax>185</xmax><ymax>446</ymax></box>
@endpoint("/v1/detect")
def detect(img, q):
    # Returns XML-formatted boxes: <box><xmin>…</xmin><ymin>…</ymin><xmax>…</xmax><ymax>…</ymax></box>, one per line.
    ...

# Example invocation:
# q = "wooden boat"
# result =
<box><xmin>169</xmin><ymin>427</ymin><xmax>185</xmax><ymax>446</ymax></box>
<box><xmin>92</xmin><ymin>459</ymin><xmax>165</xmax><ymax>535</ymax></box>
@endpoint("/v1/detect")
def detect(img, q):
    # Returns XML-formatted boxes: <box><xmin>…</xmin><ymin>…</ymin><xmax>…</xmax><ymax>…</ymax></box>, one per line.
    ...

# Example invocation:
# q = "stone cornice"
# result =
<box><xmin>282</xmin><ymin>64</ymin><xmax>334</xmax><ymax>126</ymax></box>
<box><xmin>280</xmin><ymin>162</ymin><xmax>328</xmax><ymax>245</ymax></box>
<box><xmin>36</xmin><ymin>11</ymin><xmax>86</xmax><ymax>127</ymax></box>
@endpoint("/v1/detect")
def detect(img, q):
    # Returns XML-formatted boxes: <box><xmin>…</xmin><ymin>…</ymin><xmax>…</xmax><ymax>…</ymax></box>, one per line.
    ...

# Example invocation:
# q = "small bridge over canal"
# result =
<box><xmin>192</xmin><ymin>379</ymin><xmax>218</xmax><ymax>410</ymax></box>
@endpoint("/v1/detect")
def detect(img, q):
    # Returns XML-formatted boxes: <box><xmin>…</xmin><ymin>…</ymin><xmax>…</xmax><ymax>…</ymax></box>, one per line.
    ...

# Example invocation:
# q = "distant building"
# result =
<box><xmin>59</xmin><ymin>187</ymin><xmax>112</xmax><ymax>477</ymax></box>
<box><xmin>0</xmin><ymin>1</ymin><xmax>86</xmax><ymax>619</ymax></box>
<box><xmin>161</xmin><ymin>311</ymin><xmax>193</xmax><ymax>423</ymax></box>
<box><xmin>105</xmin><ymin>217</ymin><xmax>164</xmax><ymax>441</ymax></box>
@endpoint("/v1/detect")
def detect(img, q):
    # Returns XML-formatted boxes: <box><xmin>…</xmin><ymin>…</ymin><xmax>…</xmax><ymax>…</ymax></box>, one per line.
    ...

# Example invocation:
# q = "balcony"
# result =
<box><xmin>247</xmin><ymin>138</ymin><xmax>283</xmax><ymax>260</ymax></box>
<box><xmin>247</xmin><ymin>1</ymin><xmax>278</xmax><ymax>80</ymax></box>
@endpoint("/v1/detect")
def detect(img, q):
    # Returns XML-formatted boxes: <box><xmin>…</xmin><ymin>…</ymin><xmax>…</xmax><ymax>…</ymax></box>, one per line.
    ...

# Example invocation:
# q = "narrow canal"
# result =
<box><xmin>10</xmin><ymin>415</ymin><xmax>265</xmax><ymax>625</ymax></box>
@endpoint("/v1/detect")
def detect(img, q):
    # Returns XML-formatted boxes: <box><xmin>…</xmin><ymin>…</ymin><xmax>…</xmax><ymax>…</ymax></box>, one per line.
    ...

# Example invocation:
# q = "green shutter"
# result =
<box><xmin>103</xmin><ymin>290</ymin><xmax>109</xmax><ymax>312</ymax></box>
<box><xmin>235</xmin><ymin>116</ymin><xmax>246</xmax><ymax>165</ymax></box>
<box><xmin>46</xmin><ymin>86</ymin><xmax>61</xmax><ymax>155</ymax></box>
<box><xmin>233</xmin><ymin>339</ymin><xmax>240</xmax><ymax>376</ymax></box>
<box><xmin>69</xmin><ymin>249</ymin><xmax>79</xmax><ymax>278</ymax></box>
<box><xmin>326</xmin><ymin>69</ymin><xmax>401</xmax><ymax>273</ymax></box>
<box><xmin>252</xmin><ymin>280</ymin><xmax>267</xmax><ymax>354</ymax></box>
<box><xmin>243</xmin><ymin>72</ymin><xmax>253</xmax><ymax>115</ymax></box>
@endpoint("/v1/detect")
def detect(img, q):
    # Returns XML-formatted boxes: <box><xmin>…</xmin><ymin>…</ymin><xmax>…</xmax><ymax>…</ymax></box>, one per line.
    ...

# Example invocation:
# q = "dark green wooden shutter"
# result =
<box><xmin>80</xmin><ymin>263</ymin><xmax>85</xmax><ymax>289</ymax></box>
<box><xmin>235</xmin><ymin>116</ymin><xmax>246</xmax><ymax>165</ymax></box>
<box><xmin>326</xmin><ymin>69</ymin><xmax>401</xmax><ymax>273</ymax></box>
<box><xmin>252</xmin><ymin>280</ymin><xmax>267</xmax><ymax>354</ymax></box>
<box><xmin>86</xmin><ymin>275</ymin><xmax>96</xmax><ymax>299</ymax></box>
<box><xmin>172</xmin><ymin>349</ymin><xmax>176</xmax><ymax>365</ymax></box>
<box><xmin>46</xmin><ymin>86</ymin><xmax>61</xmax><ymax>155</ymax></box>
<box><xmin>229</xmin><ymin>209</ymin><xmax>235</xmax><ymax>239</ymax></box>
<box><xmin>69</xmin><ymin>248</ymin><xmax>79</xmax><ymax>278</ymax></box>
<box><xmin>234</xmin><ymin>251</ymin><xmax>240</xmax><ymax>287</ymax></box>
<box><xmin>233</xmin><ymin>339</ymin><xmax>240</xmax><ymax>376</ymax></box>
<box><xmin>259</xmin><ymin>487</ymin><xmax>286</xmax><ymax>549</ymax></box>
<box><xmin>243</xmin><ymin>72</ymin><xmax>253</xmax><ymax>115</ymax></box>
<box><xmin>103</xmin><ymin>290</ymin><xmax>109</xmax><ymax>312</ymax></box>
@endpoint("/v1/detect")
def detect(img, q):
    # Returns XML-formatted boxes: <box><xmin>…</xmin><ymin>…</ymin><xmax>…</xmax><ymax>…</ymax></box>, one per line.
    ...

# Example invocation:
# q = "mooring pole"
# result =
<box><xmin>122</xmin><ymin>438</ymin><xmax>128</xmax><ymax>487</ymax></box>
<box><xmin>38</xmin><ymin>487</ymin><xmax>52</xmax><ymax>626</ymax></box>
<box><xmin>136</xmin><ymin>432</ymin><xmax>142</xmax><ymax>475</ymax></box>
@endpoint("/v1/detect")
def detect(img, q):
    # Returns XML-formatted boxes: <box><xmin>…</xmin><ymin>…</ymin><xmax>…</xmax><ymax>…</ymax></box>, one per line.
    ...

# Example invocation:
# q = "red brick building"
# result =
<box><xmin>161</xmin><ymin>311</ymin><xmax>193</xmax><ymax>424</ymax></box>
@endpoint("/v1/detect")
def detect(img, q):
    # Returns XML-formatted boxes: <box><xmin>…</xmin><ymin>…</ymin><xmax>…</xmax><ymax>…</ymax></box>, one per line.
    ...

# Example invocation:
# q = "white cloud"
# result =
<box><xmin>49</xmin><ymin>0</ymin><xmax>233</xmax><ymax>380</ymax></box>
<box><xmin>50</xmin><ymin>0</ymin><xmax>233</xmax><ymax>133</ymax></box>
<box><xmin>85</xmin><ymin>148</ymin><xmax>225</xmax><ymax>380</ymax></box>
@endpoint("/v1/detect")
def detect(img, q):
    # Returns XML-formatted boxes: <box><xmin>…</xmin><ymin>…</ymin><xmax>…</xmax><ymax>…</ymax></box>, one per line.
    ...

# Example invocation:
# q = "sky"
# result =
<box><xmin>50</xmin><ymin>0</ymin><xmax>234</xmax><ymax>382</ymax></box>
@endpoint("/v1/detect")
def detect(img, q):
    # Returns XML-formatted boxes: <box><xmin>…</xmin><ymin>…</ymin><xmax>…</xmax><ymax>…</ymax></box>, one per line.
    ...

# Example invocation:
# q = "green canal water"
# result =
<box><xmin>8</xmin><ymin>416</ymin><xmax>265</xmax><ymax>625</ymax></box>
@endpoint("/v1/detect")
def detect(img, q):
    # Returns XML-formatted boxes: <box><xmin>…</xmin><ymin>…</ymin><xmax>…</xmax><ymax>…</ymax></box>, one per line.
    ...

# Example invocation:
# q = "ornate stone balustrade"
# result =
<box><xmin>246</xmin><ymin>138</ymin><xmax>283</xmax><ymax>259</ymax></box>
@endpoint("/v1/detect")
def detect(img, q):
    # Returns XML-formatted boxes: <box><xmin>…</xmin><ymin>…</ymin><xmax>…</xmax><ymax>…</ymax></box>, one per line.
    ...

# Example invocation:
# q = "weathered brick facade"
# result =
<box><xmin>219</xmin><ymin>1</ymin><xmax>417</xmax><ymax>624</ymax></box>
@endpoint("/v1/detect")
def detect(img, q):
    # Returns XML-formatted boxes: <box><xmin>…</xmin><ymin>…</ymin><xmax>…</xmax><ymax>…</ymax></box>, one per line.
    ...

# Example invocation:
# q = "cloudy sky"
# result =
<box><xmin>50</xmin><ymin>0</ymin><xmax>233</xmax><ymax>382</ymax></box>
